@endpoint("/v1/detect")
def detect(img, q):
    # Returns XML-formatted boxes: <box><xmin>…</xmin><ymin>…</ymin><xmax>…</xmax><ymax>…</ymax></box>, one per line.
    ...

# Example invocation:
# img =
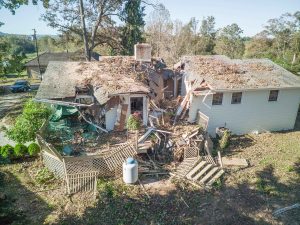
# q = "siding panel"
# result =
<box><xmin>189</xmin><ymin>89</ymin><xmax>300</xmax><ymax>136</ymax></box>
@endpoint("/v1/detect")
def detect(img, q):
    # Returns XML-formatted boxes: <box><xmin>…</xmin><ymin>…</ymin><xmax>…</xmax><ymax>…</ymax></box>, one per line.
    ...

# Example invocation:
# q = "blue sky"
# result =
<box><xmin>0</xmin><ymin>0</ymin><xmax>299</xmax><ymax>36</ymax></box>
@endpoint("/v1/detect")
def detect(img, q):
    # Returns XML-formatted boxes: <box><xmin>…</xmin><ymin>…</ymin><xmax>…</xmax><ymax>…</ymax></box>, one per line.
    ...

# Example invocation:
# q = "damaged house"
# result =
<box><xmin>35</xmin><ymin>57</ymin><xmax>151</xmax><ymax>131</ymax></box>
<box><xmin>35</xmin><ymin>44</ymin><xmax>177</xmax><ymax>133</ymax></box>
<box><xmin>177</xmin><ymin>55</ymin><xmax>300</xmax><ymax>136</ymax></box>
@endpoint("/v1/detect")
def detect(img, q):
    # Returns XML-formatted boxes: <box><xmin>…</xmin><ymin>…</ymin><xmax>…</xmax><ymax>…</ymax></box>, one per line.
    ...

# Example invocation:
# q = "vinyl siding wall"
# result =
<box><xmin>188</xmin><ymin>89</ymin><xmax>300</xmax><ymax>136</ymax></box>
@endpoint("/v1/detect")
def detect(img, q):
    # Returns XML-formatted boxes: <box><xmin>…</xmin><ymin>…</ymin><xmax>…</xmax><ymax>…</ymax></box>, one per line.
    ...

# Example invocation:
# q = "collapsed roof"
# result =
<box><xmin>35</xmin><ymin>56</ymin><xmax>150</xmax><ymax>104</ymax></box>
<box><xmin>181</xmin><ymin>55</ymin><xmax>300</xmax><ymax>90</ymax></box>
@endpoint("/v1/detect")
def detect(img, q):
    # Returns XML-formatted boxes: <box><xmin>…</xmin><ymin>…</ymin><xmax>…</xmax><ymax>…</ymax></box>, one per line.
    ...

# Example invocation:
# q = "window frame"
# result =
<box><xmin>268</xmin><ymin>90</ymin><xmax>279</xmax><ymax>102</ymax></box>
<box><xmin>231</xmin><ymin>92</ymin><xmax>242</xmax><ymax>104</ymax></box>
<box><xmin>212</xmin><ymin>92</ymin><xmax>223</xmax><ymax>105</ymax></box>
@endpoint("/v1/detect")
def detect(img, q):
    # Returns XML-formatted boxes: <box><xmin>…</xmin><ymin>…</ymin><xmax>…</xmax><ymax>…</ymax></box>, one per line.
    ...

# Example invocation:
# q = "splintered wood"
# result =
<box><xmin>114</xmin><ymin>104</ymin><xmax>128</xmax><ymax>131</ymax></box>
<box><xmin>173</xmin><ymin>125</ymin><xmax>204</xmax><ymax>161</ymax></box>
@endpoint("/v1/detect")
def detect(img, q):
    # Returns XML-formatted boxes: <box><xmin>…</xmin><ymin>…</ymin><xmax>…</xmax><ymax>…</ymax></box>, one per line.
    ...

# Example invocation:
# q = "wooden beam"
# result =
<box><xmin>35</xmin><ymin>98</ymin><xmax>93</xmax><ymax>107</ymax></box>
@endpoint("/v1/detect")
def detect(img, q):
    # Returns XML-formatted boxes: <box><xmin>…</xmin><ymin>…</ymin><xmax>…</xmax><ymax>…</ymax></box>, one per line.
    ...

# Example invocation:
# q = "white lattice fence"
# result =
<box><xmin>66</xmin><ymin>171</ymin><xmax>98</xmax><ymax>194</ymax></box>
<box><xmin>42</xmin><ymin>151</ymin><xmax>65</xmax><ymax>178</ymax></box>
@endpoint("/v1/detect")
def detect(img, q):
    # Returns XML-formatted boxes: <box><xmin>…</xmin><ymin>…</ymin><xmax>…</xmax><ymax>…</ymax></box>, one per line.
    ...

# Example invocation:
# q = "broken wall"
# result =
<box><xmin>106</xmin><ymin>94</ymin><xmax>149</xmax><ymax>131</ymax></box>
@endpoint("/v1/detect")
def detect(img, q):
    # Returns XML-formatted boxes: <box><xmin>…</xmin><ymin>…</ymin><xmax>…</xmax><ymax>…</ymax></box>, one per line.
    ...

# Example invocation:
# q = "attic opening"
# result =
<box><xmin>130</xmin><ymin>97</ymin><xmax>143</xmax><ymax>119</ymax></box>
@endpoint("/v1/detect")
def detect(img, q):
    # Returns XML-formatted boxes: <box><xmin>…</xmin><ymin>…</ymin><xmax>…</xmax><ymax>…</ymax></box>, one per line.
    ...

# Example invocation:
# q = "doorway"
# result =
<box><xmin>130</xmin><ymin>97</ymin><xmax>144</xmax><ymax>119</ymax></box>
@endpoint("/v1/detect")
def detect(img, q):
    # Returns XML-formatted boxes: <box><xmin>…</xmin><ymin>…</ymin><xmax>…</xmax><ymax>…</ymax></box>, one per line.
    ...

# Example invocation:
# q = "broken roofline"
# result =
<box><xmin>181</xmin><ymin>55</ymin><xmax>300</xmax><ymax>90</ymax></box>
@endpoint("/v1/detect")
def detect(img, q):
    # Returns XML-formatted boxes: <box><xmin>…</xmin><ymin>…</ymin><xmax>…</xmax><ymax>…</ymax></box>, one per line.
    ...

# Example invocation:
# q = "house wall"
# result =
<box><xmin>105</xmin><ymin>93</ymin><xmax>148</xmax><ymax>131</ymax></box>
<box><xmin>188</xmin><ymin>89</ymin><xmax>300</xmax><ymax>136</ymax></box>
<box><xmin>26</xmin><ymin>66</ymin><xmax>46</xmax><ymax>79</ymax></box>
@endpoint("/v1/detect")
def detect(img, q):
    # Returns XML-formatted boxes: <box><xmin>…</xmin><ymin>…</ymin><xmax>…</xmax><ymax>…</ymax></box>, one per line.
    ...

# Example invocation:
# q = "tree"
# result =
<box><xmin>145</xmin><ymin>4</ymin><xmax>172</xmax><ymax>57</ymax></box>
<box><xmin>42</xmin><ymin>0</ymin><xmax>123</xmax><ymax>61</ymax></box>
<box><xmin>244</xmin><ymin>32</ymin><xmax>274</xmax><ymax>58</ymax></box>
<box><xmin>0</xmin><ymin>38</ymin><xmax>11</xmax><ymax>77</ymax></box>
<box><xmin>120</xmin><ymin>0</ymin><xmax>145</xmax><ymax>55</ymax></box>
<box><xmin>6</xmin><ymin>100</ymin><xmax>51</xmax><ymax>144</ymax></box>
<box><xmin>196</xmin><ymin>16</ymin><xmax>216</xmax><ymax>54</ymax></box>
<box><xmin>214</xmin><ymin>23</ymin><xmax>245</xmax><ymax>58</ymax></box>
<box><xmin>7</xmin><ymin>53</ymin><xmax>26</xmax><ymax>76</ymax></box>
<box><xmin>263</xmin><ymin>11</ymin><xmax>300</xmax><ymax>73</ymax></box>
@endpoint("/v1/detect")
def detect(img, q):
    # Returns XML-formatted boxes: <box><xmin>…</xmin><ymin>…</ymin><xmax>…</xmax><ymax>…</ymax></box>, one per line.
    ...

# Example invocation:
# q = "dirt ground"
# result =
<box><xmin>1</xmin><ymin>128</ymin><xmax>300</xmax><ymax>225</ymax></box>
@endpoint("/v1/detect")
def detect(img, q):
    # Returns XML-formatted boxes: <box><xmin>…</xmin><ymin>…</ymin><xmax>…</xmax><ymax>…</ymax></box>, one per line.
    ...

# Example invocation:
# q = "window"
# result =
<box><xmin>231</xmin><ymin>92</ymin><xmax>242</xmax><ymax>104</ymax></box>
<box><xmin>212</xmin><ymin>92</ymin><xmax>223</xmax><ymax>105</ymax></box>
<box><xmin>268</xmin><ymin>90</ymin><xmax>279</xmax><ymax>101</ymax></box>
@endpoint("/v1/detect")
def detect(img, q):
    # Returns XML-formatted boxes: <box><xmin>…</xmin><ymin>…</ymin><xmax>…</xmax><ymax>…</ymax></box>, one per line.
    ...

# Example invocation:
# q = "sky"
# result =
<box><xmin>0</xmin><ymin>0</ymin><xmax>299</xmax><ymax>36</ymax></box>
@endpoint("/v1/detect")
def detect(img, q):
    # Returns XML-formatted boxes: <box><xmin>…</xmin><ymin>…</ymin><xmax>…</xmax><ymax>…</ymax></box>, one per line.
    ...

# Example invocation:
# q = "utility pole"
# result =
<box><xmin>32</xmin><ymin>29</ymin><xmax>42</xmax><ymax>80</ymax></box>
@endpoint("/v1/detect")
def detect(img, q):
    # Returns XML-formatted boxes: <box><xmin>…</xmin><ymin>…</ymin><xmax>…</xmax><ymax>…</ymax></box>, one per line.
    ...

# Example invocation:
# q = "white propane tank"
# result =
<box><xmin>123</xmin><ymin>157</ymin><xmax>138</xmax><ymax>184</ymax></box>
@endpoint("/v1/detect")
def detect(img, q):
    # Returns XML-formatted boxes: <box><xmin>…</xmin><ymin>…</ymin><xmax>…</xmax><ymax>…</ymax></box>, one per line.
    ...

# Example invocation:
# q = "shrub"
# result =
<box><xmin>219</xmin><ymin>130</ymin><xmax>231</xmax><ymax>150</ymax></box>
<box><xmin>35</xmin><ymin>168</ymin><xmax>55</xmax><ymax>185</ymax></box>
<box><xmin>6</xmin><ymin>99</ymin><xmax>51</xmax><ymax>144</ymax></box>
<box><xmin>14</xmin><ymin>144</ymin><xmax>28</xmax><ymax>158</ymax></box>
<box><xmin>28</xmin><ymin>143</ymin><xmax>40</xmax><ymax>156</ymax></box>
<box><xmin>0</xmin><ymin>145</ymin><xmax>14</xmax><ymax>159</ymax></box>
<box><xmin>126</xmin><ymin>114</ymin><xmax>141</xmax><ymax>131</ymax></box>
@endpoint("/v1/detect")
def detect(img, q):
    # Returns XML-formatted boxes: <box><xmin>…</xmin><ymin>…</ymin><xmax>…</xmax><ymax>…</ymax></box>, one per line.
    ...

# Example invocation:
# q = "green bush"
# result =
<box><xmin>0</xmin><ymin>145</ymin><xmax>14</xmax><ymax>159</ymax></box>
<box><xmin>6</xmin><ymin>99</ymin><xmax>51</xmax><ymax>144</ymax></box>
<box><xmin>14</xmin><ymin>144</ymin><xmax>28</xmax><ymax>158</ymax></box>
<box><xmin>126</xmin><ymin>114</ymin><xmax>141</xmax><ymax>131</ymax></box>
<box><xmin>219</xmin><ymin>130</ymin><xmax>231</xmax><ymax>150</ymax></box>
<box><xmin>28</xmin><ymin>143</ymin><xmax>40</xmax><ymax>156</ymax></box>
<box><xmin>35</xmin><ymin>168</ymin><xmax>55</xmax><ymax>185</ymax></box>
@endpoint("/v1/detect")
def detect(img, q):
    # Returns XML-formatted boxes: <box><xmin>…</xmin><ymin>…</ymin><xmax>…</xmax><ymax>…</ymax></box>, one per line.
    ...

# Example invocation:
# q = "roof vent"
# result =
<box><xmin>134</xmin><ymin>43</ymin><xmax>152</xmax><ymax>62</ymax></box>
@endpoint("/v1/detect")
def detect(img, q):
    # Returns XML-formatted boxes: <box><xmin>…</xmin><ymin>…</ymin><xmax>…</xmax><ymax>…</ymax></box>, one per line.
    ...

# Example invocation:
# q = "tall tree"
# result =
<box><xmin>214</xmin><ymin>23</ymin><xmax>245</xmax><ymax>58</ymax></box>
<box><xmin>145</xmin><ymin>4</ymin><xmax>172</xmax><ymax>57</ymax></box>
<box><xmin>196</xmin><ymin>16</ymin><xmax>216</xmax><ymax>54</ymax></box>
<box><xmin>42</xmin><ymin>0</ymin><xmax>123</xmax><ymax>61</ymax></box>
<box><xmin>120</xmin><ymin>0</ymin><xmax>145</xmax><ymax>55</ymax></box>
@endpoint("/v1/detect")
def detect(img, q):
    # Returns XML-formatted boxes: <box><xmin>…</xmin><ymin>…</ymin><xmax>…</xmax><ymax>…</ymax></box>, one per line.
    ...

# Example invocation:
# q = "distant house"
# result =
<box><xmin>177</xmin><ymin>55</ymin><xmax>300</xmax><ymax>136</ymax></box>
<box><xmin>25</xmin><ymin>51</ymin><xmax>100</xmax><ymax>79</ymax></box>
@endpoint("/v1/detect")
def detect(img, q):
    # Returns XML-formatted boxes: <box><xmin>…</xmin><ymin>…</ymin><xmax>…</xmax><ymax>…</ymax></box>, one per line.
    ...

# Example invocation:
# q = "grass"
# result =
<box><xmin>0</xmin><ymin>129</ymin><xmax>300</xmax><ymax>224</ymax></box>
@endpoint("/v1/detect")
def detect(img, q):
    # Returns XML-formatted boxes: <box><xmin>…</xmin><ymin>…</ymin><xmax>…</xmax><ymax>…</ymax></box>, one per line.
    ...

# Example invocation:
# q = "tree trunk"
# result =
<box><xmin>79</xmin><ymin>0</ymin><xmax>91</xmax><ymax>61</ymax></box>
<box><xmin>292</xmin><ymin>53</ymin><xmax>297</xmax><ymax>65</ymax></box>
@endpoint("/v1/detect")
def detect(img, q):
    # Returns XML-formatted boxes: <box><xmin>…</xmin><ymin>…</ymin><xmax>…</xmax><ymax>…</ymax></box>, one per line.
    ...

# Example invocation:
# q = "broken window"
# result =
<box><xmin>130</xmin><ymin>97</ymin><xmax>143</xmax><ymax>118</ymax></box>
<box><xmin>231</xmin><ymin>92</ymin><xmax>242</xmax><ymax>104</ymax></box>
<box><xmin>268</xmin><ymin>90</ymin><xmax>279</xmax><ymax>102</ymax></box>
<box><xmin>212</xmin><ymin>92</ymin><xmax>223</xmax><ymax>105</ymax></box>
<box><xmin>75</xmin><ymin>95</ymin><xmax>94</xmax><ymax>105</ymax></box>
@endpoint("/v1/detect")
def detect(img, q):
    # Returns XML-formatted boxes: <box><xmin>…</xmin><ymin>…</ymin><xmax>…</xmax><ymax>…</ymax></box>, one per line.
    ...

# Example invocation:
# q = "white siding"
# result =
<box><xmin>105</xmin><ymin>106</ymin><xmax>118</xmax><ymax>131</ymax></box>
<box><xmin>105</xmin><ymin>94</ymin><xmax>148</xmax><ymax>131</ymax></box>
<box><xmin>188</xmin><ymin>89</ymin><xmax>300</xmax><ymax>136</ymax></box>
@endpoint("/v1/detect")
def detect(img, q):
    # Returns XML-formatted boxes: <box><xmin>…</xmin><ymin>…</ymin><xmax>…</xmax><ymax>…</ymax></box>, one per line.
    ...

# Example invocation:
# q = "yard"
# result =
<box><xmin>1</xmin><ymin>128</ymin><xmax>300</xmax><ymax>225</ymax></box>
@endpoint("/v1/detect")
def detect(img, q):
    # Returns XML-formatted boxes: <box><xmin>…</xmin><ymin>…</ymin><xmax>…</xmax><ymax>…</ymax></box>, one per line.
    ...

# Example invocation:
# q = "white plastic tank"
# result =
<box><xmin>123</xmin><ymin>157</ymin><xmax>138</xmax><ymax>184</ymax></box>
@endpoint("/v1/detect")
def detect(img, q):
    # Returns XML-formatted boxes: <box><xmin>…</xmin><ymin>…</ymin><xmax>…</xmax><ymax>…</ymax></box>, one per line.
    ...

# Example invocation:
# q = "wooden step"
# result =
<box><xmin>186</xmin><ymin>161</ymin><xmax>207</xmax><ymax>179</ymax></box>
<box><xmin>206</xmin><ymin>169</ymin><xmax>225</xmax><ymax>186</ymax></box>
<box><xmin>192</xmin><ymin>164</ymin><xmax>212</xmax><ymax>181</ymax></box>
<box><xmin>199</xmin><ymin>167</ymin><xmax>219</xmax><ymax>184</ymax></box>
<box><xmin>175</xmin><ymin>158</ymin><xmax>200</xmax><ymax>177</ymax></box>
